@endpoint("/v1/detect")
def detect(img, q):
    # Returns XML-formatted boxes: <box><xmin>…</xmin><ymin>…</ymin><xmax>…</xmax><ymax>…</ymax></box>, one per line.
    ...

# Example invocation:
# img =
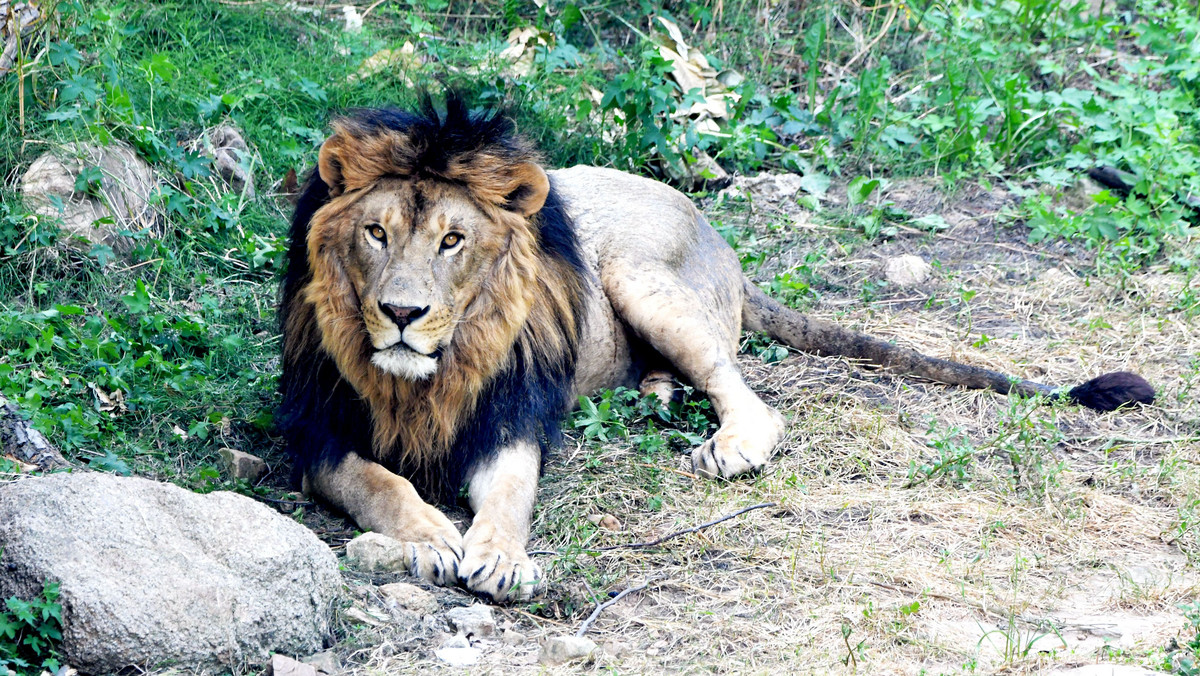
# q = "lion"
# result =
<box><xmin>278</xmin><ymin>95</ymin><xmax>1154</xmax><ymax>602</ymax></box>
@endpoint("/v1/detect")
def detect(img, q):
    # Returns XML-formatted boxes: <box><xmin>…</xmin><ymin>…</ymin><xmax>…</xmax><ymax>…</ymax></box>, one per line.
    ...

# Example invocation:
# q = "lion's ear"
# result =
<box><xmin>502</xmin><ymin>162</ymin><xmax>550</xmax><ymax>217</ymax></box>
<box><xmin>317</xmin><ymin>134</ymin><xmax>347</xmax><ymax>197</ymax></box>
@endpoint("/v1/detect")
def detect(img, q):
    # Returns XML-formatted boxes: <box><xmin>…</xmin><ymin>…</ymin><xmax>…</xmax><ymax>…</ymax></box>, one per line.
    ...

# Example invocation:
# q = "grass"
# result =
<box><xmin>0</xmin><ymin>0</ymin><xmax>1198</xmax><ymax>673</ymax></box>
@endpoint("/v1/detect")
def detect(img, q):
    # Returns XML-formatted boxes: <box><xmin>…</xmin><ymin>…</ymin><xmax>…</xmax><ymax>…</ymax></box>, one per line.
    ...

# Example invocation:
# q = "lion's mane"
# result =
<box><xmin>278</xmin><ymin>96</ymin><xmax>586</xmax><ymax>501</ymax></box>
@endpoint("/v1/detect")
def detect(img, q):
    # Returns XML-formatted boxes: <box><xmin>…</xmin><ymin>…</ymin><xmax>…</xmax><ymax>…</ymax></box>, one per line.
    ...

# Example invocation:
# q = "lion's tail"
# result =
<box><xmin>741</xmin><ymin>280</ymin><xmax>1154</xmax><ymax>412</ymax></box>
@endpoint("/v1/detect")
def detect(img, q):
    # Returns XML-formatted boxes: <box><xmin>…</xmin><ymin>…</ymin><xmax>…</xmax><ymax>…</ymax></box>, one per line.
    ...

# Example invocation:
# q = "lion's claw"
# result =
<box><xmin>404</xmin><ymin>539</ymin><xmax>462</xmax><ymax>586</ymax></box>
<box><xmin>691</xmin><ymin>409</ymin><xmax>785</xmax><ymax>479</ymax></box>
<box><xmin>459</xmin><ymin>525</ymin><xmax>544</xmax><ymax>602</ymax></box>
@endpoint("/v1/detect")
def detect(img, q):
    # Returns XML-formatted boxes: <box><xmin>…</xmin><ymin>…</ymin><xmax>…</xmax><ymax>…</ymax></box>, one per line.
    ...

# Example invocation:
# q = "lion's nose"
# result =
<box><xmin>378</xmin><ymin>303</ymin><xmax>429</xmax><ymax>330</ymax></box>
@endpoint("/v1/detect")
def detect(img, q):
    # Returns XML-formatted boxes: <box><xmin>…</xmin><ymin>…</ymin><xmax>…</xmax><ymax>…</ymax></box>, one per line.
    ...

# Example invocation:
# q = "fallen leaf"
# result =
<box><xmin>344</xmin><ymin>606</ymin><xmax>389</xmax><ymax>626</ymax></box>
<box><xmin>88</xmin><ymin>382</ymin><xmax>127</xmax><ymax>416</ymax></box>
<box><xmin>3</xmin><ymin>455</ymin><xmax>40</xmax><ymax>473</ymax></box>
<box><xmin>349</xmin><ymin>43</ymin><xmax>419</xmax><ymax>83</ymax></box>
<box><xmin>587</xmin><ymin>514</ymin><xmax>622</xmax><ymax>531</ymax></box>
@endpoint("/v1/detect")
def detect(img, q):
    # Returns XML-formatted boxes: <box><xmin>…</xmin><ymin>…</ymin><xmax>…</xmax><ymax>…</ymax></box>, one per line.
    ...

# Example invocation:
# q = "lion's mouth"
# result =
<box><xmin>377</xmin><ymin>342</ymin><xmax>442</xmax><ymax>360</ymax></box>
<box><xmin>370</xmin><ymin>342</ymin><xmax>442</xmax><ymax>380</ymax></box>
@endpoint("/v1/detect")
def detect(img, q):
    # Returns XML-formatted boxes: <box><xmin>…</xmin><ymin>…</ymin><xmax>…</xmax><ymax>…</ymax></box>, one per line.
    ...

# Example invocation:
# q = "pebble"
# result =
<box><xmin>883</xmin><ymin>254</ymin><xmax>932</xmax><ymax>287</ymax></box>
<box><xmin>539</xmin><ymin>635</ymin><xmax>597</xmax><ymax>665</ymax></box>
<box><xmin>344</xmin><ymin>532</ymin><xmax>407</xmax><ymax>572</ymax></box>
<box><xmin>446</xmin><ymin>604</ymin><xmax>496</xmax><ymax>638</ymax></box>
<box><xmin>267</xmin><ymin>654</ymin><xmax>317</xmax><ymax>676</ymax></box>
<box><xmin>379</xmin><ymin>582</ymin><xmax>438</xmax><ymax>615</ymax></box>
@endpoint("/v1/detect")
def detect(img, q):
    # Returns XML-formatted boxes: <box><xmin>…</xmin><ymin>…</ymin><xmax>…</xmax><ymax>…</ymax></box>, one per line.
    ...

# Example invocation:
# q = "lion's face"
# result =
<box><xmin>330</xmin><ymin>179</ymin><xmax>510</xmax><ymax>380</ymax></box>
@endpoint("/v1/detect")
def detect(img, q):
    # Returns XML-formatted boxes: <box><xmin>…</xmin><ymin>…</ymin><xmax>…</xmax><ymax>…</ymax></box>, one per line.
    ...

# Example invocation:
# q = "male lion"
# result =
<box><xmin>279</xmin><ymin>96</ymin><xmax>1153</xmax><ymax>602</ymax></box>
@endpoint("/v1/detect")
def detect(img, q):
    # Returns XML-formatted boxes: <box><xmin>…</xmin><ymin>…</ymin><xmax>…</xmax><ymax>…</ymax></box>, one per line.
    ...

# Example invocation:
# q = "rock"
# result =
<box><xmin>267</xmin><ymin>654</ymin><xmax>317</xmax><ymax>676</ymax></box>
<box><xmin>501</xmin><ymin>628</ymin><xmax>527</xmax><ymax>646</ymax></box>
<box><xmin>0</xmin><ymin>473</ymin><xmax>340</xmax><ymax>673</ymax></box>
<box><xmin>218</xmin><ymin>447</ymin><xmax>267</xmax><ymax>481</ymax></box>
<box><xmin>379</xmin><ymin>582</ymin><xmax>438</xmax><ymax>615</ymax></box>
<box><xmin>21</xmin><ymin>142</ymin><xmax>160</xmax><ymax>256</ymax></box>
<box><xmin>302</xmin><ymin>650</ymin><xmax>339</xmax><ymax>674</ymax></box>
<box><xmin>602</xmin><ymin>640</ymin><xmax>630</xmax><ymax>657</ymax></box>
<box><xmin>445</xmin><ymin>604</ymin><xmax>496</xmax><ymax>638</ymax></box>
<box><xmin>194</xmin><ymin>125</ymin><xmax>256</xmax><ymax>196</ymax></box>
<box><xmin>435</xmin><ymin>634</ymin><xmax>481</xmax><ymax>665</ymax></box>
<box><xmin>719</xmin><ymin>172</ymin><xmax>804</xmax><ymax>202</ymax></box>
<box><xmin>539</xmin><ymin>635</ymin><xmax>597</xmax><ymax>665</ymax></box>
<box><xmin>883</xmin><ymin>254</ymin><xmax>932</xmax><ymax>287</ymax></box>
<box><xmin>344</xmin><ymin>532</ymin><xmax>407</xmax><ymax>572</ymax></box>
<box><xmin>0</xmin><ymin>1</ymin><xmax>43</xmax><ymax>75</ymax></box>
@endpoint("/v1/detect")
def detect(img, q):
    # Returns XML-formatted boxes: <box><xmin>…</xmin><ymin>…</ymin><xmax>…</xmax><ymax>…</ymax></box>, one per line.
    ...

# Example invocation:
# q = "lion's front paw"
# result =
<box><xmin>459</xmin><ymin>522</ymin><xmax>544</xmax><ymax>603</ymax></box>
<box><xmin>692</xmin><ymin>409</ymin><xmax>785</xmax><ymax>479</ymax></box>
<box><xmin>383</xmin><ymin>505</ymin><xmax>464</xmax><ymax>587</ymax></box>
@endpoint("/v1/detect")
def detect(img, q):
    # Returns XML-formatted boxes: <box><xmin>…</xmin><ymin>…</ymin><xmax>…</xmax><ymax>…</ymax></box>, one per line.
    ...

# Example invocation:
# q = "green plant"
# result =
<box><xmin>0</xmin><ymin>581</ymin><xmax>63</xmax><ymax>675</ymax></box>
<box><xmin>1169</xmin><ymin>601</ymin><xmax>1200</xmax><ymax>674</ymax></box>
<box><xmin>992</xmin><ymin>394</ymin><xmax>1066</xmax><ymax>499</ymax></box>
<box><xmin>907</xmin><ymin>419</ymin><xmax>976</xmax><ymax>488</ymax></box>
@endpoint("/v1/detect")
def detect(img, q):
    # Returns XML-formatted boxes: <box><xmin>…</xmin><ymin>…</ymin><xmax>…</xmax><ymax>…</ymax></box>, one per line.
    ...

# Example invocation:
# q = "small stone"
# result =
<box><xmin>194</xmin><ymin>125</ymin><xmax>256</xmax><ymax>196</ymax></box>
<box><xmin>267</xmin><ymin>654</ymin><xmax>317</xmax><ymax>676</ymax></box>
<box><xmin>434</xmin><ymin>646</ymin><xmax>480</xmax><ymax>667</ymax></box>
<box><xmin>302</xmin><ymin>651</ymin><xmax>339</xmax><ymax>674</ymax></box>
<box><xmin>501</xmin><ymin>629</ymin><xmax>527</xmax><ymax>646</ymax></box>
<box><xmin>587</xmin><ymin>514</ymin><xmax>622</xmax><ymax>531</ymax></box>
<box><xmin>379</xmin><ymin>582</ymin><xmax>438</xmax><ymax>615</ymax></box>
<box><xmin>445</xmin><ymin>604</ymin><xmax>496</xmax><ymax>638</ymax></box>
<box><xmin>539</xmin><ymin>635</ymin><xmax>597</xmax><ymax>665</ymax></box>
<box><xmin>883</xmin><ymin>254</ymin><xmax>932</xmax><ymax>287</ymax></box>
<box><xmin>602</xmin><ymin>640</ymin><xmax>630</xmax><ymax>657</ymax></box>
<box><xmin>345</xmin><ymin>532</ymin><xmax>407</xmax><ymax>572</ymax></box>
<box><xmin>218</xmin><ymin>447</ymin><xmax>267</xmax><ymax>482</ymax></box>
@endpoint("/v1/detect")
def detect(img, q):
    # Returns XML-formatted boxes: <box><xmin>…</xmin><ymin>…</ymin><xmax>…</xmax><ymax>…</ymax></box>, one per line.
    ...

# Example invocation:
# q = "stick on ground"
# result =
<box><xmin>529</xmin><ymin>502</ymin><xmax>778</xmax><ymax>556</ymax></box>
<box><xmin>576</xmin><ymin>580</ymin><xmax>653</xmax><ymax>637</ymax></box>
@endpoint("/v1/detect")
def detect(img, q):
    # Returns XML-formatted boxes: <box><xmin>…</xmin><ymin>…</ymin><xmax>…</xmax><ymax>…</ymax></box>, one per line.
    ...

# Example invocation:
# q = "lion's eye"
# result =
<box><xmin>440</xmin><ymin>233</ymin><xmax>463</xmax><ymax>251</ymax></box>
<box><xmin>366</xmin><ymin>224</ymin><xmax>387</xmax><ymax>245</ymax></box>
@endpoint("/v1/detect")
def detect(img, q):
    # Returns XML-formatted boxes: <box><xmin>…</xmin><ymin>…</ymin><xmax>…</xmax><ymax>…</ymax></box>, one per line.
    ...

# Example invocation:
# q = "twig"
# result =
<box><xmin>528</xmin><ymin>502</ymin><xmax>777</xmax><ymax>556</ymax></box>
<box><xmin>361</xmin><ymin>0</ymin><xmax>388</xmax><ymax>19</ymax></box>
<box><xmin>575</xmin><ymin>579</ymin><xmax>653</xmax><ymax>637</ymax></box>
<box><xmin>895</xmin><ymin>224</ymin><xmax>1068</xmax><ymax>261</ymax></box>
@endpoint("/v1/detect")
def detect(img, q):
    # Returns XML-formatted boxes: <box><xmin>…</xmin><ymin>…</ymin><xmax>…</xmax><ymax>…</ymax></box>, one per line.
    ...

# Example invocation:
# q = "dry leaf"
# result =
<box><xmin>344</xmin><ymin>606</ymin><xmax>389</xmax><ymax>626</ymax></box>
<box><xmin>587</xmin><ymin>514</ymin><xmax>622</xmax><ymax>531</ymax></box>
<box><xmin>88</xmin><ymin>382</ymin><xmax>127</xmax><ymax>416</ymax></box>
<box><xmin>171</xmin><ymin>424</ymin><xmax>188</xmax><ymax>441</ymax></box>
<box><xmin>3</xmin><ymin>454</ymin><xmax>40</xmax><ymax>473</ymax></box>
<box><xmin>349</xmin><ymin>42</ymin><xmax>418</xmax><ymax>83</ymax></box>
<box><xmin>500</xmin><ymin>27</ymin><xmax>550</xmax><ymax>78</ymax></box>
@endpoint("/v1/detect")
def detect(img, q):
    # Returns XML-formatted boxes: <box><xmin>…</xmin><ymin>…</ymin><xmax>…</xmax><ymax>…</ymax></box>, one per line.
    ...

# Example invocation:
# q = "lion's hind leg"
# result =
<box><xmin>307</xmin><ymin>453</ymin><xmax>464</xmax><ymax>585</ymax></box>
<box><xmin>639</xmin><ymin>369</ymin><xmax>683</xmax><ymax>408</ymax></box>
<box><xmin>606</xmin><ymin>270</ymin><xmax>785</xmax><ymax>479</ymax></box>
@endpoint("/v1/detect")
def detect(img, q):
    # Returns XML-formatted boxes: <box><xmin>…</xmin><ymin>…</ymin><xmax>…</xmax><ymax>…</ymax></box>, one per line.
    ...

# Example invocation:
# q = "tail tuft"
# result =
<box><xmin>1067</xmin><ymin>372</ymin><xmax>1155</xmax><ymax>412</ymax></box>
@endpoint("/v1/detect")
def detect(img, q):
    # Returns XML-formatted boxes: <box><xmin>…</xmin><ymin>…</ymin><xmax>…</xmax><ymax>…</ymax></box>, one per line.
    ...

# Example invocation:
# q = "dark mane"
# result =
<box><xmin>277</xmin><ymin>96</ymin><xmax>586</xmax><ymax>503</ymax></box>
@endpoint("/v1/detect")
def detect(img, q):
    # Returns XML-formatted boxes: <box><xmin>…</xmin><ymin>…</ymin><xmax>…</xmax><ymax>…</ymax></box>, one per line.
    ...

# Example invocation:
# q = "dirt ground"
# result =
<box><xmin>310</xmin><ymin>176</ymin><xmax>1200</xmax><ymax>675</ymax></box>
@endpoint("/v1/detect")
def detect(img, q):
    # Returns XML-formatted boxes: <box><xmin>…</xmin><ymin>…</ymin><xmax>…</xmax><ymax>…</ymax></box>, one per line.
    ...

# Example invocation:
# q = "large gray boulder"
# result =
<box><xmin>0</xmin><ymin>473</ymin><xmax>342</xmax><ymax>673</ymax></box>
<box><xmin>21</xmin><ymin>141</ymin><xmax>160</xmax><ymax>255</ymax></box>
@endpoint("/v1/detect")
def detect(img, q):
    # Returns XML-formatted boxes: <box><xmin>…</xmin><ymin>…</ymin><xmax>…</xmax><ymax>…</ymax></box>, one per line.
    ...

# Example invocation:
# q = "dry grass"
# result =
<box><xmin>332</xmin><ymin>182</ymin><xmax>1199</xmax><ymax>675</ymax></box>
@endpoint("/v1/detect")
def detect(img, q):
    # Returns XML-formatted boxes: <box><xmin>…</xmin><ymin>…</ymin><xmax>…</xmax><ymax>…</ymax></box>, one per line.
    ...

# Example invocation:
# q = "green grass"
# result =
<box><xmin>0</xmin><ymin>0</ymin><xmax>1196</xmax><ymax>498</ymax></box>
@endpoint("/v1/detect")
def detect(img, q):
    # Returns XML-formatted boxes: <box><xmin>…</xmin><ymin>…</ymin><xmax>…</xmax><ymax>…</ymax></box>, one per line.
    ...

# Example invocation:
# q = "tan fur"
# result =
<box><xmin>298</xmin><ymin>123</ymin><xmax>1084</xmax><ymax>601</ymax></box>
